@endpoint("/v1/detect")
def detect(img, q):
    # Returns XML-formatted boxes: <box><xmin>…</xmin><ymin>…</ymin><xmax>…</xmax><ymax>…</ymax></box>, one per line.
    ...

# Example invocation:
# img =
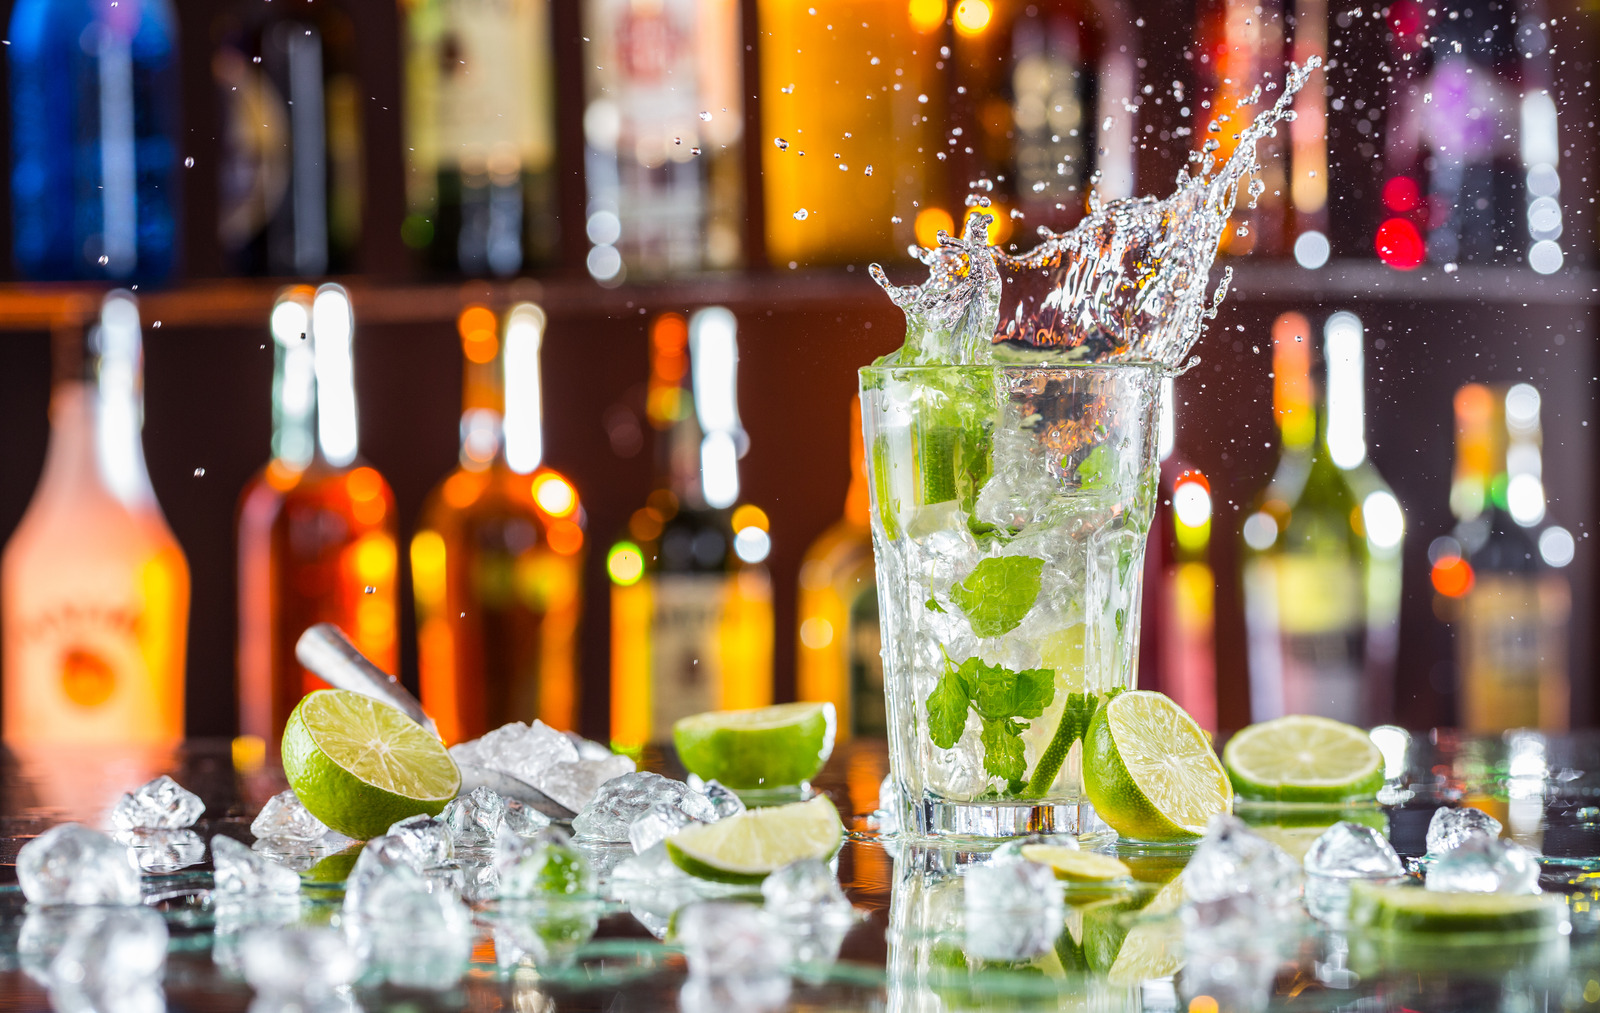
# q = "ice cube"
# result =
<box><xmin>572</xmin><ymin>771</ymin><xmax>717</xmax><ymax>842</ymax></box>
<box><xmin>450</xmin><ymin>720</ymin><xmax>579</xmax><ymax>782</ymax></box>
<box><xmin>239</xmin><ymin>925</ymin><xmax>362</xmax><ymax>997</ymax></box>
<box><xmin>250</xmin><ymin>790</ymin><xmax>330</xmax><ymax>843</ymax></box>
<box><xmin>496</xmin><ymin>824</ymin><xmax>595</xmax><ymax>899</ymax></box>
<box><xmin>354</xmin><ymin>864</ymin><xmax>474</xmax><ymax>990</ymax></box>
<box><xmin>342</xmin><ymin>833</ymin><xmax>461</xmax><ymax>917</ymax></box>
<box><xmin>1184</xmin><ymin>815</ymin><xmax>1303</xmax><ymax>913</ymax></box>
<box><xmin>385</xmin><ymin>814</ymin><xmax>454</xmax><ymax>867</ymax></box>
<box><xmin>963</xmin><ymin>860</ymin><xmax>1064</xmax><ymax>961</ymax></box>
<box><xmin>19</xmin><ymin>908</ymin><xmax>100</xmax><ymax>985</ymax></box>
<box><xmin>46</xmin><ymin>907</ymin><xmax>167</xmax><ymax>1013</ymax></box>
<box><xmin>114</xmin><ymin>829</ymin><xmax>205</xmax><ymax>873</ymax></box>
<box><xmin>701</xmin><ymin>779</ymin><xmax>746</xmax><ymax>821</ymax></box>
<box><xmin>491</xmin><ymin>898</ymin><xmax>601</xmax><ymax>971</ymax></box>
<box><xmin>503</xmin><ymin>798</ymin><xmax>552</xmax><ymax>838</ymax></box>
<box><xmin>210</xmin><ymin>895</ymin><xmax>300</xmax><ymax>978</ymax></box>
<box><xmin>109</xmin><ymin>775</ymin><xmax>205</xmax><ymax>831</ymax></box>
<box><xmin>248</xmin><ymin>834</ymin><xmax>355</xmax><ymax>875</ymax></box>
<box><xmin>440</xmin><ymin>786</ymin><xmax>507</xmax><ymax>848</ymax></box>
<box><xmin>1303</xmin><ymin>822</ymin><xmax>1404</xmax><ymax>879</ymax></box>
<box><xmin>564</xmin><ymin>730</ymin><xmax>617</xmax><ymax>762</ymax></box>
<box><xmin>676</xmin><ymin>901</ymin><xmax>791</xmax><ymax>1013</ymax></box>
<box><xmin>761</xmin><ymin>858</ymin><xmax>851</xmax><ymax>921</ymax></box>
<box><xmin>536</xmin><ymin>754</ymin><xmax>638</xmax><ymax>813</ymax></box>
<box><xmin>1425</xmin><ymin>837</ymin><xmax>1541</xmax><ymax>895</ymax></box>
<box><xmin>212</xmin><ymin>835</ymin><xmax>300</xmax><ymax>898</ymax></box>
<box><xmin>872</xmin><ymin>774</ymin><xmax>900</xmax><ymax>834</ymax></box>
<box><xmin>1181</xmin><ymin>895</ymin><xmax>1278</xmax><ymax>1013</ymax></box>
<box><xmin>628</xmin><ymin>801</ymin><xmax>704</xmax><ymax>854</ymax></box>
<box><xmin>1426</xmin><ymin>806</ymin><xmax>1503</xmax><ymax>856</ymax></box>
<box><xmin>18</xmin><ymin>824</ymin><xmax>140</xmax><ymax>906</ymax></box>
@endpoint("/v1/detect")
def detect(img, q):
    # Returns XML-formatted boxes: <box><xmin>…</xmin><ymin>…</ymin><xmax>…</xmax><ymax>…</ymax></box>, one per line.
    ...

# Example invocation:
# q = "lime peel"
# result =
<box><xmin>665</xmin><ymin>795</ymin><xmax>844</xmax><ymax>884</ymax></box>
<box><xmin>673</xmin><ymin>702</ymin><xmax>836</xmax><ymax>790</ymax></box>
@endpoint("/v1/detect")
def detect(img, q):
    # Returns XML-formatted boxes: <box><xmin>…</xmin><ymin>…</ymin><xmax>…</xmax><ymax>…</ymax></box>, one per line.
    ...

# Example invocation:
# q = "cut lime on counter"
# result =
<box><xmin>1223</xmin><ymin>715</ymin><xmax>1384</xmax><ymax>803</ymax></box>
<box><xmin>281</xmin><ymin>688</ymin><xmax>460</xmax><ymax>840</ymax></box>
<box><xmin>1082</xmin><ymin>691</ymin><xmax>1232</xmax><ymax>843</ymax></box>
<box><xmin>1021</xmin><ymin>845</ymin><xmax>1131</xmax><ymax>883</ymax></box>
<box><xmin>665</xmin><ymin>795</ymin><xmax>844</xmax><ymax>884</ymax></box>
<box><xmin>1348</xmin><ymin>881</ymin><xmax>1567</xmax><ymax>939</ymax></box>
<box><xmin>673</xmin><ymin>702</ymin><xmax>836</xmax><ymax>790</ymax></box>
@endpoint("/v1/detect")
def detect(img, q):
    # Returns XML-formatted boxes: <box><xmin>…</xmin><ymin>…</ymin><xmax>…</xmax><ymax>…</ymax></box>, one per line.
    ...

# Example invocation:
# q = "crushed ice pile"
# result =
<box><xmin>450</xmin><ymin>720</ymin><xmax>635</xmax><ymax>812</ymax></box>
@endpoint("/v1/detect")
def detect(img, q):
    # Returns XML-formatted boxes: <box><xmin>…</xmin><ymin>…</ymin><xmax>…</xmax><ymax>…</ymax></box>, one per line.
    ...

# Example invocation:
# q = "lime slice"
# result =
<box><xmin>1348</xmin><ymin>881</ymin><xmax>1568</xmax><ymax>939</ymax></box>
<box><xmin>1082</xmin><ymin>691</ymin><xmax>1231</xmax><ymax>843</ymax></box>
<box><xmin>673</xmin><ymin>702</ymin><xmax>836</xmax><ymax>790</ymax></box>
<box><xmin>281</xmin><ymin>689</ymin><xmax>460</xmax><ymax>840</ymax></box>
<box><xmin>1021</xmin><ymin>845</ymin><xmax>1131</xmax><ymax>883</ymax></box>
<box><xmin>665</xmin><ymin>795</ymin><xmax>844</xmax><ymax>884</ymax></box>
<box><xmin>1223</xmin><ymin>715</ymin><xmax>1384</xmax><ymax>803</ymax></box>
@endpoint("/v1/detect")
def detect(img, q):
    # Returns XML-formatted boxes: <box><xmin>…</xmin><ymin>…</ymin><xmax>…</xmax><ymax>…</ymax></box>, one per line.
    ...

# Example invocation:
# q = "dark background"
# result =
<box><xmin>0</xmin><ymin>0</ymin><xmax>1594</xmax><ymax>740</ymax></box>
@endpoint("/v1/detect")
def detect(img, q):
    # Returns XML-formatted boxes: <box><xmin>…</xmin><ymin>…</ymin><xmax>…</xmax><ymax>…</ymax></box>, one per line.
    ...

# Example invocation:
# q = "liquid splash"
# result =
<box><xmin>872</xmin><ymin>60</ymin><xmax>1320</xmax><ymax>372</ymax></box>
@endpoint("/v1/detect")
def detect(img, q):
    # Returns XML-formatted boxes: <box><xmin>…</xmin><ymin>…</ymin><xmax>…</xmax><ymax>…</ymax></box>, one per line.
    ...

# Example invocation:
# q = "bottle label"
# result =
<box><xmin>1243</xmin><ymin>555</ymin><xmax>1365</xmax><ymax>724</ymax></box>
<box><xmin>5</xmin><ymin>602</ymin><xmax>160</xmax><ymax>741</ymax></box>
<box><xmin>1460</xmin><ymin>573</ymin><xmax>1570</xmax><ymax>732</ymax></box>
<box><xmin>648</xmin><ymin>574</ymin><xmax>727</xmax><ymax>734</ymax></box>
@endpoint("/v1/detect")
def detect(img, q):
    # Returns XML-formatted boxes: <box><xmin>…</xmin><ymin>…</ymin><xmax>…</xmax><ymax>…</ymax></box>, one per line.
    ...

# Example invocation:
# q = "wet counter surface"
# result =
<box><xmin>0</xmin><ymin>732</ymin><xmax>1597</xmax><ymax>1011</ymax></box>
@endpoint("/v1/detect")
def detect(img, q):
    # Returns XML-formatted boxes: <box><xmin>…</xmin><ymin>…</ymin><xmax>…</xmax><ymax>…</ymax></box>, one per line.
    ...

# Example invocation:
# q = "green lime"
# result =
<box><xmin>1082</xmin><ymin>691</ymin><xmax>1231</xmax><ymax>843</ymax></box>
<box><xmin>672</xmin><ymin>702</ymin><xmax>836</xmax><ymax>790</ymax></box>
<box><xmin>1020</xmin><ymin>845</ymin><xmax>1131</xmax><ymax>883</ymax></box>
<box><xmin>665</xmin><ymin>795</ymin><xmax>844</xmax><ymax>884</ymax></box>
<box><xmin>1223</xmin><ymin>715</ymin><xmax>1384</xmax><ymax>803</ymax></box>
<box><xmin>281</xmin><ymin>689</ymin><xmax>460</xmax><ymax>840</ymax></box>
<box><xmin>1348</xmin><ymin>881</ymin><xmax>1567</xmax><ymax>939</ymax></box>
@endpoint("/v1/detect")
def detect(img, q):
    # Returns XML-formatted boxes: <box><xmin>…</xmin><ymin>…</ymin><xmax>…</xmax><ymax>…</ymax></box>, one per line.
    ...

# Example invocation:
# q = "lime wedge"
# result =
<box><xmin>1082</xmin><ymin>691</ymin><xmax>1232</xmax><ymax>843</ymax></box>
<box><xmin>665</xmin><ymin>795</ymin><xmax>844</xmax><ymax>884</ymax></box>
<box><xmin>1223</xmin><ymin>715</ymin><xmax>1384</xmax><ymax>803</ymax></box>
<box><xmin>1348</xmin><ymin>881</ymin><xmax>1568</xmax><ymax>939</ymax></box>
<box><xmin>281</xmin><ymin>689</ymin><xmax>460</xmax><ymax>840</ymax></box>
<box><xmin>673</xmin><ymin>702</ymin><xmax>836</xmax><ymax>790</ymax></box>
<box><xmin>1020</xmin><ymin>845</ymin><xmax>1131</xmax><ymax>883</ymax></box>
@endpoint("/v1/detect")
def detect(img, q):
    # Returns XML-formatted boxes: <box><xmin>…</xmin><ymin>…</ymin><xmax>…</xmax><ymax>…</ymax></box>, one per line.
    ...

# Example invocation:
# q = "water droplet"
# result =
<box><xmin>890</xmin><ymin>215</ymin><xmax>902</xmax><ymax>224</ymax></box>
<box><xmin>97</xmin><ymin>255</ymin><xmax>109</xmax><ymax>266</ymax></box>
<box><xmin>864</xmin><ymin>165</ymin><xmax>874</xmax><ymax>176</ymax></box>
<box><xmin>364</xmin><ymin>586</ymin><xmax>377</xmax><ymax>595</ymax></box>
<box><xmin>183</xmin><ymin>156</ymin><xmax>195</xmax><ymax>168</ymax></box>
<box><xmin>774</xmin><ymin>138</ymin><xmax>789</xmax><ymax>150</ymax></box>
<box><xmin>699</xmin><ymin>111</ymin><xmax>712</xmax><ymax>121</ymax></box>
<box><xmin>794</xmin><ymin>208</ymin><xmax>809</xmax><ymax>221</ymax></box>
<box><xmin>691</xmin><ymin>146</ymin><xmax>701</xmax><ymax>155</ymax></box>
<box><xmin>780</xmin><ymin>84</ymin><xmax>794</xmax><ymax>94</ymax></box>
<box><xmin>152</xmin><ymin>321</ymin><xmax>161</xmax><ymax>329</ymax></box>
<box><xmin>917</xmin><ymin>94</ymin><xmax>929</xmax><ymax>104</ymax></box>
<box><xmin>1235</xmin><ymin>226</ymin><xmax>1249</xmax><ymax>236</ymax></box>
<box><xmin>193</xmin><ymin>468</ymin><xmax>205</xmax><ymax>477</ymax></box>
<box><xmin>673</xmin><ymin>137</ymin><xmax>682</xmax><ymax>145</ymax></box>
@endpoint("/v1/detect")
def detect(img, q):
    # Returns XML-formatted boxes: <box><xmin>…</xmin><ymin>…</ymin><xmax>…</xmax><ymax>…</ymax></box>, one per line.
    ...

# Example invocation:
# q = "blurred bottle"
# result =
<box><xmin>412</xmin><ymin>304</ymin><xmax>585</xmax><ymax>744</ymax></box>
<box><xmin>214</xmin><ymin>0</ymin><xmax>363</xmax><ymax>276</ymax></box>
<box><xmin>400</xmin><ymin>0</ymin><xmax>558</xmax><ymax>275</ymax></box>
<box><xmin>3</xmin><ymin>292</ymin><xmax>190</xmax><ymax>746</ymax></box>
<box><xmin>580</xmin><ymin>0</ymin><xmax>744</xmax><ymax>283</ymax></box>
<box><xmin>1194</xmin><ymin>0</ymin><xmax>1288</xmax><ymax>256</ymax></box>
<box><xmin>1140</xmin><ymin>378</ymin><xmax>1216</xmax><ymax>731</ymax></box>
<box><xmin>1431</xmin><ymin>383</ymin><xmax>1570</xmax><ymax>732</ymax></box>
<box><xmin>237</xmin><ymin>285</ymin><xmax>398</xmax><ymax>745</ymax></box>
<box><xmin>1242</xmin><ymin>311</ymin><xmax>1404</xmax><ymax>724</ymax></box>
<box><xmin>796</xmin><ymin>401</ymin><xmax>882</xmax><ymax>739</ymax></box>
<box><xmin>759</xmin><ymin>0</ymin><xmax>938</xmax><ymax>264</ymax></box>
<box><xmin>609</xmin><ymin>309</ymin><xmax>772</xmax><ymax>749</ymax></box>
<box><xmin>7</xmin><ymin>0</ymin><xmax>179</xmax><ymax>281</ymax></box>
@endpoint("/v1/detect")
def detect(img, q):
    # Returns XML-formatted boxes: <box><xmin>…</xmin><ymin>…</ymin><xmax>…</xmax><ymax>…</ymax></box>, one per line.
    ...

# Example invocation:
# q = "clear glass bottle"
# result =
<box><xmin>400</xmin><ymin>0</ymin><xmax>558</xmax><ymax>275</ymax></box>
<box><xmin>796</xmin><ymin>401</ymin><xmax>883</xmax><ymax>739</ymax></box>
<box><xmin>237</xmin><ymin>284</ymin><xmax>399</xmax><ymax>746</ymax></box>
<box><xmin>609</xmin><ymin>309</ymin><xmax>772</xmax><ymax>750</ymax></box>
<box><xmin>7</xmin><ymin>0</ymin><xmax>180</xmax><ymax>281</ymax></box>
<box><xmin>411</xmin><ymin>303</ymin><xmax>585</xmax><ymax>744</ymax></box>
<box><xmin>1241</xmin><ymin>311</ymin><xmax>1403</xmax><ymax>724</ymax></box>
<box><xmin>580</xmin><ymin>0</ymin><xmax>744</xmax><ymax>282</ymax></box>
<box><xmin>2</xmin><ymin>291</ymin><xmax>190</xmax><ymax>746</ymax></box>
<box><xmin>213</xmin><ymin>0</ymin><xmax>364</xmax><ymax>275</ymax></box>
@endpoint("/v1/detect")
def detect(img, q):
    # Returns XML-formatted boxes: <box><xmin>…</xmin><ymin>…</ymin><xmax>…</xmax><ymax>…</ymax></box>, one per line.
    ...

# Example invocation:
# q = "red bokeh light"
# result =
<box><xmin>1382</xmin><ymin>176</ymin><xmax>1421</xmax><ymax>213</ymax></box>
<box><xmin>1431</xmin><ymin>557</ymin><xmax>1474</xmax><ymax>598</ymax></box>
<box><xmin>1375</xmin><ymin>218</ymin><xmax>1425</xmax><ymax>270</ymax></box>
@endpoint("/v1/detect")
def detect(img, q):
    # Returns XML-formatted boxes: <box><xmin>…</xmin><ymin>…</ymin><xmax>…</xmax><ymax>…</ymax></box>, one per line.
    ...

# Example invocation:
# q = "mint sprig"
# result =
<box><xmin>950</xmin><ymin>555</ymin><xmax>1045</xmax><ymax>637</ymax></box>
<box><xmin>925</xmin><ymin>653</ymin><xmax>1055</xmax><ymax>781</ymax></box>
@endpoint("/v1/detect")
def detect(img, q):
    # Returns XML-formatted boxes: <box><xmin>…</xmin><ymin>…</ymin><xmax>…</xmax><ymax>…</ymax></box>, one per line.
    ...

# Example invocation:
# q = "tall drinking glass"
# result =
<box><xmin>861</xmin><ymin>363</ymin><xmax>1164</xmax><ymax>837</ymax></box>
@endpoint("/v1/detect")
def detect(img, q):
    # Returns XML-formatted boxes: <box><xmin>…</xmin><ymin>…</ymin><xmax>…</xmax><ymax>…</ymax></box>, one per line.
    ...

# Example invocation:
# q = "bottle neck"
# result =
<box><xmin>665</xmin><ymin>409</ymin><xmax>709</xmax><ymax>511</ymax></box>
<box><xmin>845</xmin><ymin>401</ymin><xmax>869</xmax><ymax>527</ymax></box>
<box><xmin>272</xmin><ymin>339</ymin><xmax>317</xmax><ymax>469</ymax></box>
<box><xmin>49</xmin><ymin>301</ymin><xmax>156</xmax><ymax>506</ymax></box>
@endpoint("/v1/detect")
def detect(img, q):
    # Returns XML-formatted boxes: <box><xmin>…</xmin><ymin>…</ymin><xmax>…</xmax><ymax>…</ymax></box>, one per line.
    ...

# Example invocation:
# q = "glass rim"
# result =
<box><xmin>858</xmin><ymin>360</ymin><xmax>1170</xmax><ymax>376</ymax></box>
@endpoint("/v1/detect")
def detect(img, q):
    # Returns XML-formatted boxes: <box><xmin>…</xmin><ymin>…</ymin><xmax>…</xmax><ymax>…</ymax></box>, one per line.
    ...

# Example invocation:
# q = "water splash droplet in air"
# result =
<box><xmin>794</xmin><ymin>209</ymin><xmax>809</xmax><ymax>221</ymax></box>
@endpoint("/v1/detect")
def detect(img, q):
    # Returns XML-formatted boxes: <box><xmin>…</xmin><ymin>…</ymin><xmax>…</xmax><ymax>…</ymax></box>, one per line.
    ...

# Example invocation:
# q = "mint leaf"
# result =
<box><xmin>979</xmin><ymin>718</ymin><xmax>1027</xmax><ymax>781</ymax></box>
<box><xmin>969</xmin><ymin>659</ymin><xmax>1055</xmax><ymax>722</ymax></box>
<box><xmin>1077</xmin><ymin>441</ymin><xmax>1116</xmax><ymax>489</ymax></box>
<box><xmin>926</xmin><ymin>658</ymin><xmax>973</xmax><ymax>749</ymax></box>
<box><xmin>950</xmin><ymin>556</ymin><xmax>1045</xmax><ymax>637</ymax></box>
<box><xmin>925</xmin><ymin>597</ymin><xmax>945</xmax><ymax>613</ymax></box>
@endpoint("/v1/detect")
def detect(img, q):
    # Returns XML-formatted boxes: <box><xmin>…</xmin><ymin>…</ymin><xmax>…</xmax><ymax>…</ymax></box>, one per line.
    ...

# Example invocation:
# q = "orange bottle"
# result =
<box><xmin>237</xmin><ymin>284</ymin><xmax>399</xmax><ymax>745</ymax></box>
<box><xmin>411</xmin><ymin>303</ymin><xmax>585</xmax><ymax>744</ymax></box>
<box><xmin>2</xmin><ymin>291</ymin><xmax>190</xmax><ymax>746</ymax></box>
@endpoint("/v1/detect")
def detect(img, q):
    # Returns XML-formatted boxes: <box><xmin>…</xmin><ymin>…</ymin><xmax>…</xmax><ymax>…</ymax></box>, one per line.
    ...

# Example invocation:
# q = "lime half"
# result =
<box><xmin>1020</xmin><ymin>845</ymin><xmax>1131</xmax><ymax>883</ymax></box>
<box><xmin>666</xmin><ymin>795</ymin><xmax>844</xmax><ymax>884</ymax></box>
<box><xmin>281</xmin><ymin>689</ymin><xmax>460</xmax><ymax>840</ymax></box>
<box><xmin>1082</xmin><ymin>691</ymin><xmax>1231</xmax><ymax>843</ymax></box>
<box><xmin>1223</xmin><ymin>715</ymin><xmax>1384</xmax><ymax>803</ymax></box>
<box><xmin>673</xmin><ymin>702</ymin><xmax>836</xmax><ymax>789</ymax></box>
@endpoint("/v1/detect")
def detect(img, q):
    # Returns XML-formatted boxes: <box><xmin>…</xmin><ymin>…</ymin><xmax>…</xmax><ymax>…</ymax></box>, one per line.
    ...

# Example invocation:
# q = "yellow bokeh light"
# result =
<box><xmin>731</xmin><ymin>504</ymin><xmax>769</xmax><ymax>533</ymax></box>
<box><xmin>953</xmin><ymin>0</ymin><xmax>991</xmax><ymax>35</ymax></box>
<box><xmin>908</xmin><ymin>0</ymin><xmax>945</xmax><ymax>33</ymax></box>
<box><xmin>410</xmin><ymin>530</ymin><xmax>447</xmax><ymax>611</ymax></box>
<box><xmin>351</xmin><ymin>532</ymin><xmax>396</xmax><ymax>584</ymax></box>
<box><xmin>534</xmin><ymin>474</ymin><xmax>578</xmax><ymax>517</ymax></box>
<box><xmin>914</xmin><ymin>207</ymin><xmax>954</xmax><ymax>249</ymax></box>
<box><xmin>608</xmin><ymin>542</ymin><xmax>644</xmax><ymax>586</ymax></box>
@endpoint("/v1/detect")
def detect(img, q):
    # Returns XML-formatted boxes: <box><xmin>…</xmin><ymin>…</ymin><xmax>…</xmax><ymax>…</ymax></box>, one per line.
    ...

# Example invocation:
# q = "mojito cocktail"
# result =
<box><xmin>862</xmin><ymin>363</ymin><xmax>1162</xmax><ymax>837</ymax></box>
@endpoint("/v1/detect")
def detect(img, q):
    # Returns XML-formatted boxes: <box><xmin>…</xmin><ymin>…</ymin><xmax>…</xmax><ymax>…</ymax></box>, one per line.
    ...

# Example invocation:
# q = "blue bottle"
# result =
<box><xmin>8</xmin><ymin>0</ymin><xmax>179</xmax><ymax>281</ymax></box>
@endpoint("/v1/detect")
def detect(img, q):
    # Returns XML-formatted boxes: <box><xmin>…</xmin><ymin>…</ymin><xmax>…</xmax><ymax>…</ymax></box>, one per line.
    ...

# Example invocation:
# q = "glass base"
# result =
<box><xmin>911</xmin><ymin>793</ymin><xmax>1107</xmax><ymax>839</ymax></box>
